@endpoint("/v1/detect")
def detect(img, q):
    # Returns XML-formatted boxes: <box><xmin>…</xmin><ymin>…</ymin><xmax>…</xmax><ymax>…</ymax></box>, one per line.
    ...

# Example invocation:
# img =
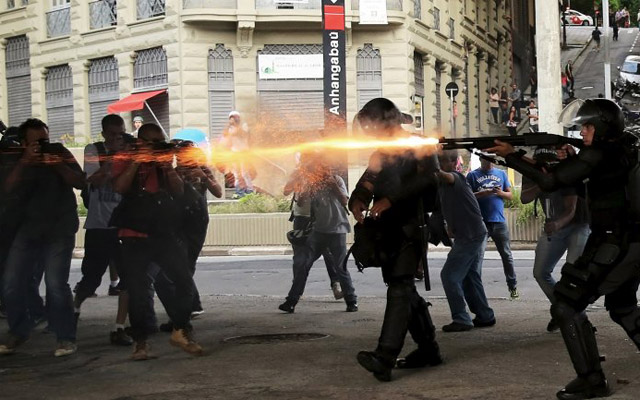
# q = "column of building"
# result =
<box><xmin>476</xmin><ymin>49</ymin><xmax>489</xmax><ymax>135</ymax></box>
<box><xmin>234</xmin><ymin>0</ymin><xmax>256</xmax><ymax>121</ymax></box>
<box><xmin>451</xmin><ymin>63</ymin><xmax>464</xmax><ymax>137</ymax></box>
<box><xmin>422</xmin><ymin>53</ymin><xmax>437</xmax><ymax>134</ymax></box>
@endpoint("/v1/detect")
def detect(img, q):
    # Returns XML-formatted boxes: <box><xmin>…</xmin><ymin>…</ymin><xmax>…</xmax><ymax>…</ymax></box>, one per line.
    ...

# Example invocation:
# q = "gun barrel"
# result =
<box><xmin>439</xmin><ymin>132</ymin><xmax>583</xmax><ymax>150</ymax></box>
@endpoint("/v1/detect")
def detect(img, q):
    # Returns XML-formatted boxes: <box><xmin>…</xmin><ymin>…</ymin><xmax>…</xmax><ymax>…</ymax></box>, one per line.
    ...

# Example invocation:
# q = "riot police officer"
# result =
<box><xmin>487</xmin><ymin>98</ymin><xmax>640</xmax><ymax>399</ymax></box>
<box><xmin>350</xmin><ymin>98</ymin><xmax>442</xmax><ymax>382</ymax></box>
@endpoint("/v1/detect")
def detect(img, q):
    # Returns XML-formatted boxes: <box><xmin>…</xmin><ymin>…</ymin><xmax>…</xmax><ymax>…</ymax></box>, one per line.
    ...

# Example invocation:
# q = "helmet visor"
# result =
<box><xmin>557</xmin><ymin>99</ymin><xmax>588</xmax><ymax>128</ymax></box>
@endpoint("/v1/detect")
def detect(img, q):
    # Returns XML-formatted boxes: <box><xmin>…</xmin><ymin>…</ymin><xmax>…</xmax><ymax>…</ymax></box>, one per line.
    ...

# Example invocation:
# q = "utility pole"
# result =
<box><xmin>603</xmin><ymin>0</ymin><xmax>612</xmax><ymax>99</ymax></box>
<box><xmin>535</xmin><ymin>0</ymin><xmax>563</xmax><ymax>133</ymax></box>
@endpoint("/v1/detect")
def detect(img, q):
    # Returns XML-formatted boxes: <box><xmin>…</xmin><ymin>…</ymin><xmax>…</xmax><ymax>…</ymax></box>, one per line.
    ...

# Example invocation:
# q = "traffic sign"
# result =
<box><xmin>445</xmin><ymin>82</ymin><xmax>459</xmax><ymax>98</ymax></box>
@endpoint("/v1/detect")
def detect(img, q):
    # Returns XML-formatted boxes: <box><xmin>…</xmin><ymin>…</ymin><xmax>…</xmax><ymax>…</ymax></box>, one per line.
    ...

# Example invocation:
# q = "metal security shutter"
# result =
<box><xmin>435</xmin><ymin>63</ymin><xmax>442</xmax><ymax>130</ymax></box>
<box><xmin>357</xmin><ymin>44</ymin><xmax>382</xmax><ymax>111</ymax></box>
<box><xmin>257</xmin><ymin>44</ymin><xmax>324</xmax><ymax>132</ymax></box>
<box><xmin>46</xmin><ymin>65</ymin><xmax>74</xmax><ymax>142</ymax></box>
<box><xmin>5</xmin><ymin>35</ymin><xmax>31</xmax><ymax>126</ymax></box>
<box><xmin>89</xmin><ymin>56</ymin><xmax>119</xmax><ymax>135</ymax></box>
<box><xmin>209</xmin><ymin>45</ymin><xmax>234</xmax><ymax>138</ymax></box>
<box><xmin>138</xmin><ymin>92</ymin><xmax>170</xmax><ymax>132</ymax></box>
<box><xmin>134</xmin><ymin>47</ymin><xmax>169</xmax><ymax>131</ymax></box>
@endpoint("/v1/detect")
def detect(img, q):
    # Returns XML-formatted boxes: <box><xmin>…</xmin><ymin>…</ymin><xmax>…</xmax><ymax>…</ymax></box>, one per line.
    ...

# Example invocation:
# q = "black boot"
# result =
<box><xmin>396</xmin><ymin>342</ymin><xmax>443</xmax><ymax>369</ymax></box>
<box><xmin>357</xmin><ymin>351</ymin><xmax>393</xmax><ymax>382</ymax></box>
<box><xmin>556</xmin><ymin>372</ymin><xmax>611</xmax><ymax>399</ymax></box>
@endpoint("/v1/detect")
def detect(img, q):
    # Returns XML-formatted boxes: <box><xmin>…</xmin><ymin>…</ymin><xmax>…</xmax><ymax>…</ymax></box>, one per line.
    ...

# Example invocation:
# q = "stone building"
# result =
<box><xmin>0</xmin><ymin>0</ymin><xmax>515</xmax><ymax>144</ymax></box>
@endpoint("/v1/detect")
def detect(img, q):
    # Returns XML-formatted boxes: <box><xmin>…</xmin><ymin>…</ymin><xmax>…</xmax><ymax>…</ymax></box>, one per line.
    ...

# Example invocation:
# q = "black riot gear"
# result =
<box><xmin>501</xmin><ymin>99</ymin><xmax>640</xmax><ymax>399</ymax></box>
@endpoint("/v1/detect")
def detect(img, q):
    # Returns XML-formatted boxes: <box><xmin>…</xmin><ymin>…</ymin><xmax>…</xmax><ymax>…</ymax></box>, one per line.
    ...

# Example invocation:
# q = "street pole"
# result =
<box><xmin>535</xmin><ymin>0</ymin><xmax>563</xmax><ymax>133</ymax></box>
<box><xmin>449</xmin><ymin>94</ymin><xmax>455</xmax><ymax>137</ymax></box>
<box><xmin>603</xmin><ymin>0</ymin><xmax>612</xmax><ymax>99</ymax></box>
<box><xmin>562</xmin><ymin>7</ymin><xmax>567</xmax><ymax>49</ymax></box>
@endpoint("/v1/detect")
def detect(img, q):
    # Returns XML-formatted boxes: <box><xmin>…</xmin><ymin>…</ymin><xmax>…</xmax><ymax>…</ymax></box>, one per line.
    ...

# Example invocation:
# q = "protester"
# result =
<box><xmin>112</xmin><ymin>123</ymin><xmax>202</xmax><ymax>360</ymax></box>
<box><xmin>0</xmin><ymin>118</ymin><xmax>85</xmax><ymax>357</ymax></box>
<box><xmin>283</xmin><ymin>157</ymin><xmax>344</xmax><ymax>300</ymax></box>
<box><xmin>73</xmin><ymin>114</ymin><xmax>133</xmax><ymax>346</ymax></box>
<box><xmin>438</xmin><ymin>150</ymin><xmax>495</xmax><ymax>332</ymax></box>
<box><xmin>278</xmin><ymin>153</ymin><xmax>357</xmax><ymax>313</ymax></box>
<box><xmin>466</xmin><ymin>159</ymin><xmax>519</xmax><ymax>299</ymax></box>
<box><xmin>520</xmin><ymin>146</ymin><xmax>590</xmax><ymax>332</ymax></box>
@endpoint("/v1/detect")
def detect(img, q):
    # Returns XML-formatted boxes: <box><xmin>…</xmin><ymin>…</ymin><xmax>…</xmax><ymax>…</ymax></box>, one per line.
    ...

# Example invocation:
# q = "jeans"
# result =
<box><xmin>490</xmin><ymin>107</ymin><xmax>499</xmax><ymax>124</ymax></box>
<box><xmin>286</xmin><ymin>232</ymin><xmax>356</xmax><ymax>304</ymax></box>
<box><xmin>3</xmin><ymin>229</ymin><xmax>76</xmax><ymax>341</ymax></box>
<box><xmin>440</xmin><ymin>234</ymin><xmax>494</xmax><ymax>325</ymax></box>
<box><xmin>485</xmin><ymin>222</ymin><xmax>518</xmax><ymax>290</ymax></box>
<box><xmin>121</xmin><ymin>234</ymin><xmax>193</xmax><ymax>341</ymax></box>
<box><xmin>75</xmin><ymin>229</ymin><xmax>123</xmax><ymax>303</ymax></box>
<box><xmin>292</xmin><ymin>216</ymin><xmax>339</xmax><ymax>285</ymax></box>
<box><xmin>533</xmin><ymin>223</ymin><xmax>590</xmax><ymax>302</ymax></box>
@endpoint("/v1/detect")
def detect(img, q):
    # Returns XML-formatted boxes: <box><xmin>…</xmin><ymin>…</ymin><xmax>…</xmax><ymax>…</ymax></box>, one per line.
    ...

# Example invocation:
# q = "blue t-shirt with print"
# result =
<box><xmin>466</xmin><ymin>167</ymin><xmax>511</xmax><ymax>223</ymax></box>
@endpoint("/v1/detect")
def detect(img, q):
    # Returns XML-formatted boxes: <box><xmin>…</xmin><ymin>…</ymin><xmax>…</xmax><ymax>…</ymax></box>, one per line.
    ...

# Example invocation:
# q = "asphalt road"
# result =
<box><xmin>572</xmin><ymin>25</ymin><xmax>640</xmax><ymax>99</ymax></box>
<box><xmin>70</xmin><ymin>250</ymin><xmax>554</xmax><ymax>305</ymax></box>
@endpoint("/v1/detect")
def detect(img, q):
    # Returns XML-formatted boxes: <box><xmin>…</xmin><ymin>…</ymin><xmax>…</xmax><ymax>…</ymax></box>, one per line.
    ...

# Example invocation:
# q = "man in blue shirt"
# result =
<box><xmin>466</xmin><ymin>159</ymin><xmax>519</xmax><ymax>299</ymax></box>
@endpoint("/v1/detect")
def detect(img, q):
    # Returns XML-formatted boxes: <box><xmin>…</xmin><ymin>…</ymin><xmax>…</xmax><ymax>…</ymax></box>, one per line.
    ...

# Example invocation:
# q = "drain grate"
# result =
<box><xmin>222</xmin><ymin>333</ymin><xmax>329</xmax><ymax>344</ymax></box>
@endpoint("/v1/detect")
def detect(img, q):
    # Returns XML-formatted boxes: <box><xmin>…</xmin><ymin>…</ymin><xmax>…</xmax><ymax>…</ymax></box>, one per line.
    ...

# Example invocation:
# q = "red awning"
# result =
<box><xmin>107</xmin><ymin>89</ymin><xmax>166</xmax><ymax>114</ymax></box>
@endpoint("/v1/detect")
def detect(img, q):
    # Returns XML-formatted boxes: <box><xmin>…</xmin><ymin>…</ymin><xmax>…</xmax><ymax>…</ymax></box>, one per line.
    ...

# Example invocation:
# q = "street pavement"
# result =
<box><xmin>2</xmin><ymin>251</ymin><xmax>639</xmax><ymax>399</ymax></box>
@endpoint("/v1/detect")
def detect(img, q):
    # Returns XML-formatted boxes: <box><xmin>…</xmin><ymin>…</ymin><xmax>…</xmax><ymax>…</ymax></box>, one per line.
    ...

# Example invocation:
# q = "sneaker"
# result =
<box><xmin>169</xmin><ymin>329</ymin><xmax>204</xmax><ymax>356</ymax></box>
<box><xmin>331</xmin><ymin>282</ymin><xmax>344</xmax><ymax>300</ymax></box>
<box><xmin>0</xmin><ymin>334</ymin><xmax>28</xmax><ymax>355</ymax></box>
<box><xmin>54</xmin><ymin>341</ymin><xmax>77</xmax><ymax>357</ymax></box>
<box><xmin>108</xmin><ymin>286</ymin><xmax>121</xmax><ymax>296</ymax></box>
<box><xmin>110</xmin><ymin>328</ymin><xmax>134</xmax><ymax>346</ymax></box>
<box><xmin>132</xmin><ymin>341</ymin><xmax>150</xmax><ymax>361</ymax></box>
<box><xmin>191</xmin><ymin>309</ymin><xmax>204</xmax><ymax>319</ymax></box>
<box><xmin>346</xmin><ymin>302</ymin><xmax>359</xmax><ymax>312</ymax></box>
<box><xmin>278</xmin><ymin>301</ymin><xmax>296</xmax><ymax>313</ymax></box>
<box><xmin>546</xmin><ymin>318</ymin><xmax>560</xmax><ymax>333</ymax></box>
<box><xmin>472</xmin><ymin>318</ymin><xmax>496</xmax><ymax>328</ymax></box>
<box><xmin>442</xmin><ymin>322</ymin><xmax>473</xmax><ymax>332</ymax></box>
<box><xmin>509</xmin><ymin>288</ymin><xmax>520</xmax><ymax>300</ymax></box>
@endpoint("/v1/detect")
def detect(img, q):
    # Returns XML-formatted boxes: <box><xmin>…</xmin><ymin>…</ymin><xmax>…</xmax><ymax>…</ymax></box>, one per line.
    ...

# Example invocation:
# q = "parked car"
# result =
<box><xmin>560</xmin><ymin>9</ymin><xmax>594</xmax><ymax>26</ymax></box>
<box><xmin>618</xmin><ymin>55</ymin><xmax>640</xmax><ymax>84</ymax></box>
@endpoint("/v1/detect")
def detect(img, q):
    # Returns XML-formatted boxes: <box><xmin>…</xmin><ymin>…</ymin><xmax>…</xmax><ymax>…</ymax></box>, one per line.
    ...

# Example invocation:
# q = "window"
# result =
<box><xmin>88</xmin><ymin>57</ymin><xmax>119</xmax><ymax>135</ymax></box>
<box><xmin>134</xmin><ymin>47</ymin><xmax>167</xmax><ymax>89</ymax></box>
<box><xmin>432</xmin><ymin>7</ymin><xmax>440</xmax><ymax>31</ymax></box>
<box><xmin>414</xmin><ymin>52</ymin><xmax>424</xmax><ymax>97</ymax></box>
<box><xmin>435</xmin><ymin>62</ymin><xmax>442</xmax><ymax>131</ymax></box>
<box><xmin>356</xmin><ymin>44</ymin><xmax>382</xmax><ymax>110</ymax></box>
<box><xmin>90</xmin><ymin>0</ymin><xmax>117</xmax><ymax>30</ymax></box>
<box><xmin>414</xmin><ymin>0</ymin><xmax>420</xmax><ymax>20</ymax></box>
<box><xmin>448</xmin><ymin>18</ymin><xmax>455</xmax><ymax>39</ymax></box>
<box><xmin>137</xmin><ymin>0</ymin><xmax>164</xmax><ymax>20</ymax></box>
<box><xmin>46</xmin><ymin>0</ymin><xmax>71</xmax><ymax>37</ymax></box>
<box><xmin>5</xmin><ymin>35</ymin><xmax>31</xmax><ymax>126</ymax></box>
<box><xmin>208</xmin><ymin>45</ymin><xmax>235</xmax><ymax>138</ymax></box>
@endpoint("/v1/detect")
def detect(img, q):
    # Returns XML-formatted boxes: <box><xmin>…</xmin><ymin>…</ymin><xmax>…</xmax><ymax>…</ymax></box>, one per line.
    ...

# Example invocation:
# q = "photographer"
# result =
<box><xmin>112</xmin><ymin>123</ymin><xmax>202</xmax><ymax>361</ymax></box>
<box><xmin>0</xmin><ymin>119</ymin><xmax>84</xmax><ymax>357</ymax></box>
<box><xmin>155</xmin><ymin>140</ymin><xmax>221</xmax><ymax>330</ymax></box>
<box><xmin>73</xmin><ymin>114</ymin><xmax>135</xmax><ymax>346</ymax></box>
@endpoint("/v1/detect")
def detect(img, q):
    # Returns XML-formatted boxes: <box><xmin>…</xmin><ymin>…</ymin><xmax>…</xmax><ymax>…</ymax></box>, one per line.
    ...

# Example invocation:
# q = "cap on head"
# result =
<box><xmin>133</xmin><ymin>116</ymin><xmax>144</xmax><ymax>123</ymax></box>
<box><xmin>229</xmin><ymin>111</ymin><xmax>240</xmax><ymax>118</ymax></box>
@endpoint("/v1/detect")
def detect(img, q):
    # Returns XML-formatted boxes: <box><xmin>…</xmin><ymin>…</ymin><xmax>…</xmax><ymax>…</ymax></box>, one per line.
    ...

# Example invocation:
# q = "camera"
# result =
<box><xmin>37</xmin><ymin>138</ymin><xmax>63</xmax><ymax>154</ymax></box>
<box><xmin>151</xmin><ymin>141</ymin><xmax>178</xmax><ymax>152</ymax></box>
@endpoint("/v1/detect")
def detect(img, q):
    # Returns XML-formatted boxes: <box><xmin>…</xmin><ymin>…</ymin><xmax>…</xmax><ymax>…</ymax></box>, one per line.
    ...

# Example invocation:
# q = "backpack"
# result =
<box><xmin>80</xmin><ymin>142</ymin><xmax>107</xmax><ymax>208</ymax></box>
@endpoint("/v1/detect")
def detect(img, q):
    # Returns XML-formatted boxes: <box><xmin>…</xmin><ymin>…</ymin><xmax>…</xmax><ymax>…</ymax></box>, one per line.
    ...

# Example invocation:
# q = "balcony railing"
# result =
<box><xmin>138</xmin><ymin>0</ymin><xmax>165</xmax><ymax>20</ymax></box>
<box><xmin>256</xmin><ymin>0</ymin><xmax>321</xmax><ymax>10</ymax></box>
<box><xmin>46</xmin><ymin>7</ymin><xmax>71</xmax><ymax>38</ymax></box>
<box><xmin>7</xmin><ymin>0</ymin><xmax>28</xmax><ymax>9</ymax></box>
<box><xmin>351</xmin><ymin>0</ymin><xmax>401</xmax><ymax>11</ymax></box>
<box><xmin>183</xmin><ymin>0</ymin><xmax>236</xmax><ymax>8</ymax></box>
<box><xmin>90</xmin><ymin>0</ymin><xmax>117</xmax><ymax>29</ymax></box>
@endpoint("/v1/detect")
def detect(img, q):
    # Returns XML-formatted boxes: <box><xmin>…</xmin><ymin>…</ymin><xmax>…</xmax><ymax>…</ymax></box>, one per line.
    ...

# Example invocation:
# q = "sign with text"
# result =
<box><xmin>359</xmin><ymin>0</ymin><xmax>388</xmax><ymax>25</ymax></box>
<box><xmin>323</xmin><ymin>0</ymin><xmax>346</xmax><ymax>129</ymax></box>
<box><xmin>258</xmin><ymin>54</ymin><xmax>323</xmax><ymax>80</ymax></box>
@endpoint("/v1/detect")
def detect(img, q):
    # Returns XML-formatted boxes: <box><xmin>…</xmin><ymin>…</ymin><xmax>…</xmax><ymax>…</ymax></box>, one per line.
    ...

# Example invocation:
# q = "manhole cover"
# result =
<box><xmin>222</xmin><ymin>333</ymin><xmax>329</xmax><ymax>344</ymax></box>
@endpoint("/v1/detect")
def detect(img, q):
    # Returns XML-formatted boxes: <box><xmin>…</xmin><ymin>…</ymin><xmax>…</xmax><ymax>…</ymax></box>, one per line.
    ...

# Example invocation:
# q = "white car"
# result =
<box><xmin>619</xmin><ymin>55</ymin><xmax>640</xmax><ymax>84</ymax></box>
<box><xmin>560</xmin><ymin>9</ymin><xmax>594</xmax><ymax>26</ymax></box>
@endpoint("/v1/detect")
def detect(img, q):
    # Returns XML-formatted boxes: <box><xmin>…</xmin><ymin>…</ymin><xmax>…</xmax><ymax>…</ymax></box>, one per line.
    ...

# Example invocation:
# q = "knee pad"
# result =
<box><xmin>609</xmin><ymin>306</ymin><xmax>640</xmax><ymax>349</ymax></box>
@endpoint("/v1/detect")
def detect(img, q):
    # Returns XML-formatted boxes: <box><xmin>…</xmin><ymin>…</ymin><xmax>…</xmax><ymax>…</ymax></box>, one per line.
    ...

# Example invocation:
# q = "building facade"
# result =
<box><xmin>0</xmin><ymin>0</ymin><xmax>514</xmax><ymax>143</ymax></box>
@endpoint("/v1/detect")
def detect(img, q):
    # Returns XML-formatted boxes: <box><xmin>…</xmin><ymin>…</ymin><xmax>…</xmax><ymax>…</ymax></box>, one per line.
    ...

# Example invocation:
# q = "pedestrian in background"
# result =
<box><xmin>506</xmin><ymin>105</ymin><xmax>518</xmax><ymax>136</ymax></box>
<box><xmin>526</xmin><ymin>100</ymin><xmax>539</xmax><ymax>132</ymax></box>
<box><xmin>499</xmin><ymin>86</ymin><xmax>509</xmax><ymax>125</ymax></box>
<box><xmin>529</xmin><ymin>66</ymin><xmax>537</xmax><ymax>98</ymax></box>
<box><xmin>489</xmin><ymin>87</ymin><xmax>500</xmax><ymax>124</ymax></box>
<box><xmin>564</xmin><ymin>60</ymin><xmax>575</xmax><ymax>93</ymax></box>
<box><xmin>592</xmin><ymin>27</ymin><xmax>601</xmax><ymax>51</ymax></box>
<box><xmin>509</xmin><ymin>83</ymin><xmax>522</xmax><ymax>120</ymax></box>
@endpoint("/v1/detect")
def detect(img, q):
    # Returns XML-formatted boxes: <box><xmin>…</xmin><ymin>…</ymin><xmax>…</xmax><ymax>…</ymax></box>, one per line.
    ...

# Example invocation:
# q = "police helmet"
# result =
<box><xmin>558</xmin><ymin>98</ymin><xmax>625</xmax><ymax>140</ymax></box>
<box><xmin>353</xmin><ymin>98</ymin><xmax>413</xmax><ymax>137</ymax></box>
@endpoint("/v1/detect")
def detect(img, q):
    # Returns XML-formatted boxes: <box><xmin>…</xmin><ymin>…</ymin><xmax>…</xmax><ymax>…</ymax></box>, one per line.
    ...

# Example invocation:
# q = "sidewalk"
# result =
<box><xmin>1</xmin><ymin>295</ymin><xmax>637</xmax><ymax>399</ymax></box>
